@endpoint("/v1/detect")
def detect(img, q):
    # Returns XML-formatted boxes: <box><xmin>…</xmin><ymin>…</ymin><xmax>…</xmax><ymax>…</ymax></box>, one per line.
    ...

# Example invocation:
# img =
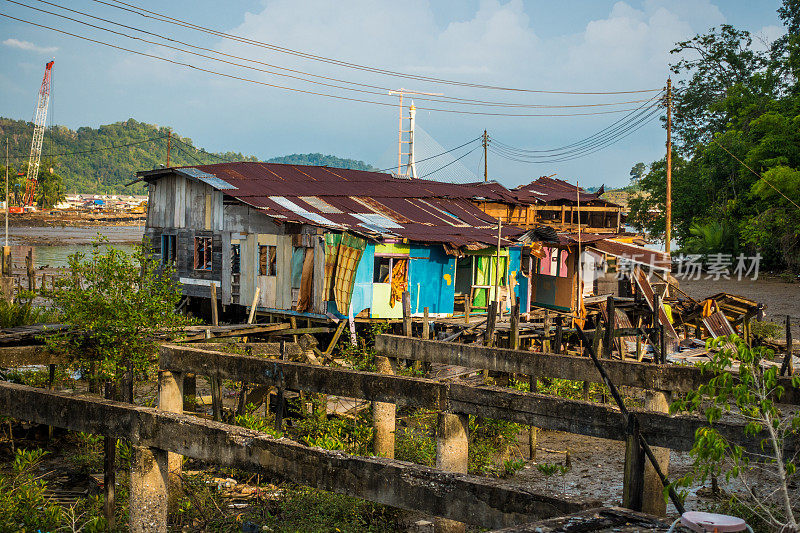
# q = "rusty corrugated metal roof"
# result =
<box><xmin>511</xmin><ymin>176</ymin><xmax>619</xmax><ymax>206</ymax></box>
<box><xmin>138</xmin><ymin>162</ymin><xmax>522</xmax><ymax>248</ymax></box>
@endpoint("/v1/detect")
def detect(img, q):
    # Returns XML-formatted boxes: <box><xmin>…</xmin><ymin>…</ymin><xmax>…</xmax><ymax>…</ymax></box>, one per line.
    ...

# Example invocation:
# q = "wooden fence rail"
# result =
<box><xmin>0</xmin><ymin>380</ymin><xmax>596</xmax><ymax>531</ymax></box>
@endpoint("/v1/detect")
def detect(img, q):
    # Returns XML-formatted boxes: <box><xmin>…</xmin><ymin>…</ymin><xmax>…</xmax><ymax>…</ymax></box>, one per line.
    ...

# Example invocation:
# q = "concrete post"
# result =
<box><xmin>642</xmin><ymin>391</ymin><xmax>671</xmax><ymax>516</ymax></box>
<box><xmin>158</xmin><ymin>371</ymin><xmax>183</xmax><ymax>503</ymax></box>
<box><xmin>130</xmin><ymin>446</ymin><xmax>169</xmax><ymax>533</ymax></box>
<box><xmin>436</xmin><ymin>412</ymin><xmax>469</xmax><ymax>533</ymax></box>
<box><xmin>372</xmin><ymin>355</ymin><xmax>395</xmax><ymax>458</ymax></box>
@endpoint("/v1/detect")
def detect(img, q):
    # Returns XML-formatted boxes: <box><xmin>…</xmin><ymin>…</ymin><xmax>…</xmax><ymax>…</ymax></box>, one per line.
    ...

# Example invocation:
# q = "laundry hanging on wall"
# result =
<box><xmin>388</xmin><ymin>258</ymin><xmax>408</xmax><ymax>308</ymax></box>
<box><xmin>333</xmin><ymin>232</ymin><xmax>366</xmax><ymax>312</ymax></box>
<box><xmin>322</xmin><ymin>233</ymin><xmax>342</xmax><ymax>302</ymax></box>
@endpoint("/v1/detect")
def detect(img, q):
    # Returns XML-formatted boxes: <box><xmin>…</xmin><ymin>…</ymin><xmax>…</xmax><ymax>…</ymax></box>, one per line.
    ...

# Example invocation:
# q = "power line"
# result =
<box><xmin>488</xmin><ymin>91</ymin><xmax>665</xmax><ymax>155</ymax></box>
<box><xmin>1</xmin><ymin>11</ymin><xmax>660</xmax><ymax>118</ymax></box>
<box><xmin>94</xmin><ymin>0</ymin><xmax>663</xmax><ymax>96</ymax></box>
<box><xmin>5</xmin><ymin>134</ymin><xmax>165</xmax><ymax>161</ymax></box>
<box><xmin>18</xmin><ymin>0</ymin><xmax>660</xmax><ymax>111</ymax></box>
<box><xmin>488</xmin><ymin>102</ymin><xmax>662</xmax><ymax>162</ymax></box>
<box><xmin>169</xmin><ymin>136</ymin><xmax>234</xmax><ymax>164</ymax></box>
<box><xmin>488</xmin><ymin>105</ymin><xmax>662</xmax><ymax>164</ymax></box>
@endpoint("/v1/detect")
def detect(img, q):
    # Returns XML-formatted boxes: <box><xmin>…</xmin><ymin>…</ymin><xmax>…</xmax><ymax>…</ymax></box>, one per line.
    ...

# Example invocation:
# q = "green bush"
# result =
<box><xmin>0</xmin><ymin>300</ymin><xmax>54</xmax><ymax>328</ymax></box>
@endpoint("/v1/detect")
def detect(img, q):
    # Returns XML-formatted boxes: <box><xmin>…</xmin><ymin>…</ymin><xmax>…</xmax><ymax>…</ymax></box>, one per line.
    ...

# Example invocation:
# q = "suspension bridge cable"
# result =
<box><xmin>19</xmin><ymin>0</ymin><xmax>660</xmax><ymax>111</ymax></box>
<box><xmin>420</xmin><ymin>146</ymin><xmax>480</xmax><ymax>179</ymax></box>
<box><xmin>0</xmin><ymin>11</ymin><xmax>664</xmax><ymax>118</ymax></box>
<box><xmin>375</xmin><ymin>136</ymin><xmax>482</xmax><ymax>173</ymax></box>
<box><xmin>94</xmin><ymin>0</ymin><xmax>663</xmax><ymax>96</ymax></box>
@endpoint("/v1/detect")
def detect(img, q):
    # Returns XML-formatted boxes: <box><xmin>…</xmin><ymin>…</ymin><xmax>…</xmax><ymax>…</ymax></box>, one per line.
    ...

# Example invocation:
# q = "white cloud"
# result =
<box><xmin>753</xmin><ymin>24</ymin><xmax>784</xmax><ymax>51</ymax></box>
<box><xmin>3</xmin><ymin>38</ymin><xmax>58</xmax><ymax>54</ymax></box>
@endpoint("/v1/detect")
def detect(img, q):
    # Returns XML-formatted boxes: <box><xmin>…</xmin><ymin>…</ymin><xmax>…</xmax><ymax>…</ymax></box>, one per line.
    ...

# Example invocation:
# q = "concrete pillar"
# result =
<box><xmin>372</xmin><ymin>355</ymin><xmax>395</xmax><ymax>458</ymax></box>
<box><xmin>642</xmin><ymin>391</ymin><xmax>670</xmax><ymax>516</ymax></box>
<box><xmin>435</xmin><ymin>412</ymin><xmax>469</xmax><ymax>533</ymax></box>
<box><xmin>130</xmin><ymin>446</ymin><xmax>169</xmax><ymax>533</ymax></box>
<box><xmin>158</xmin><ymin>371</ymin><xmax>183</xmax><ymax>503</ymax></box>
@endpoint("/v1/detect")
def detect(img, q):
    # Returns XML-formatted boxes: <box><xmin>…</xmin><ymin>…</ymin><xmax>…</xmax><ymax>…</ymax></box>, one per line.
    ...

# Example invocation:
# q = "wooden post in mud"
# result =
<box><xmin>622</xmin><ymin>417</ymin><xmax>645</xmax><ymax>511</ymax></box>
<box><xmin>510</xmin><ymin>302</ymin><xmax>520</xmax><ymax>351</ymax></box>
<box><xmin>554</xmin><ymin>317</ymin><xmax>563</xmax><ymax>354</ymax></box>
<box><xmin>485</xmin><ymin>302</ymin><xmax>497</xmax><ymax>347</ymax></box>
<box><xmin>274</xmin><ymin>340</ymin><xmax>286</xmax><ymax>431</ymax></box>
<box><xmin>25</xmin><ymin>249</ymin><xmax>34</xmax><ymax>292</ymax></box>
<box><xmin>402</xmin><ymin>290</ymin><xmax>412</xmax><ymax>338</ymax></box>
<box><xmin>210</xmin><ymin>283</ymin><xmax>219</xmax><ymax>327</ymax></box>
<box><xmin>781</xmin><ymin>315</ymin><xmax>794</xmax><ymax>376</ymax></box>
<box><xmin>604</xmin><ymin>296</ymin><xmax>615</xmax><ymax>359</ymax></box>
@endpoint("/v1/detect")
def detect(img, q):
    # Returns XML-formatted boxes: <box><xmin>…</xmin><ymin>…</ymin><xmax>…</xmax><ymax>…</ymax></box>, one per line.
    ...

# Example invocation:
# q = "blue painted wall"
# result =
<box><xmin>350</xmin><ymin>243</ymin><xmax>374</xmax><ymax>317</ymax></box>
<box><xmin>509</xmin><ymin>246</ymin><xmax>526</xmax><ymax>310</ymax></box>
<box><xmin>408</xmin><ymin>244</ymin><xmax>455</xmax><ymax>315</ymax></box>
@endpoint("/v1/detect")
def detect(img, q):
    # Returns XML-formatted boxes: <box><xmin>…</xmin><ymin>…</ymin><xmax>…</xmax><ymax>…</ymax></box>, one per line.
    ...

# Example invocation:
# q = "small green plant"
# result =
<box><xmin>750</xmin><ymin>320</ymin><xmax>781</xmax><ymax>340</ymax></box>
<box><xmin>671</xmin><ymin>335</ymin><xmax>800</xmax><ymax>531</ymax></box>
<box><xmin>293</xmin><ymin>401</ymin><xmax>374</xmax><ymax>456</ymax></box>
<box><xmin>0</xmin><ymin>300</ymin><xmax>55</xmax><ymax>328</ymax></box>
<box><xmin>235</xmin><ymin>403</ymin><xmax>283</xmax><ymax>438</ymax></box>
<box><xmin>0</xmin><ymin>448</ymin><xmax>105</xmax><ymax>532</ymax></box>
<box><xmin>469</xmin><ymin>416</ymin><xmax>522</xmax><ymax>476</ymax></box>
<box><xmin>395</xmin><ymin>410</ymin><xmax>437</xmax><ymax>467</ymax></box>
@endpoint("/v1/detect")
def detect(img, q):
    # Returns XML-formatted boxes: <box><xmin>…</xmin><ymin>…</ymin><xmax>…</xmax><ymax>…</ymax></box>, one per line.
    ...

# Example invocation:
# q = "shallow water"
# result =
<box><xmin>5</xmin><ymin>225</ymin><xmax>144</xmax><ymax>269</ymax></box>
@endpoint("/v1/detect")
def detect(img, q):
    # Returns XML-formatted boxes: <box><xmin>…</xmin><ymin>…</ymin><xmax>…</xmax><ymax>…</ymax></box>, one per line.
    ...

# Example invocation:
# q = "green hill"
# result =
<box><xmin>0</xmin><ymin>117</ymin><xmax>376</xmax><ymax>195</ymax></box>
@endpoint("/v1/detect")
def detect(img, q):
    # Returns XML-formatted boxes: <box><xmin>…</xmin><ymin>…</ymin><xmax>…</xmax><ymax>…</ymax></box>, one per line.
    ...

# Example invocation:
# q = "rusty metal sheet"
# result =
<box><xmin>632</xmin><ymin>267</ymin><xmax>678</xmax><ymax>339</ymax></box>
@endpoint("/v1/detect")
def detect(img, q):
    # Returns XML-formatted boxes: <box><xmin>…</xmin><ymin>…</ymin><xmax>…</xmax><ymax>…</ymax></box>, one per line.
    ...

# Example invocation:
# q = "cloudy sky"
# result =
<box><xmin>0</xmin><ymin>0</ymin><xmax>784</xmax><ymax>188</ymax></box>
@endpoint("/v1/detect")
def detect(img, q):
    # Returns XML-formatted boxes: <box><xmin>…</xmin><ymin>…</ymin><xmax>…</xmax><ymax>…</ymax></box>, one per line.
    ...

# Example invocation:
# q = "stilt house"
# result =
<box><xmin>136</xmin><ymin>163</ymin><xmax>525</xmax><ymax>321</ymax></box>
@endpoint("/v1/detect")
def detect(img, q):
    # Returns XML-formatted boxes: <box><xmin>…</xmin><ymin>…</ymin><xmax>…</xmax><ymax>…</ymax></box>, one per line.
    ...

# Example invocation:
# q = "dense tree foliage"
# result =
<box><xmin>0</xmin><ymin>117</ymin><xmax>376</xmax><ymax>195</ymax></box>
<box><xmin>628</xmin><ymin>1</ymin><xmax>800</xmax><ymax>271</ymax></box>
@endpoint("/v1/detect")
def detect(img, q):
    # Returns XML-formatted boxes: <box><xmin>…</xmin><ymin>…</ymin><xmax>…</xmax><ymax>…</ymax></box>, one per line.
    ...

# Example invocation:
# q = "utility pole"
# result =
<box><xmin>166</xmin><ymin>130</ymin><xmax>171</xmax><ymax>167</ymax></box>
<box><xmin>483</xmin><ymin>130</ymin><xmax>488</xmax><ymax>182</ymax></box>
<box><xmin>4</xmin><ymin>139</ymin><xmax>8</xmax><ymax>247</ymax></box>
<box><xmin>665</xmin><ymin>78</ymin><xmax>672</xmax><ymax>254</ymax></box>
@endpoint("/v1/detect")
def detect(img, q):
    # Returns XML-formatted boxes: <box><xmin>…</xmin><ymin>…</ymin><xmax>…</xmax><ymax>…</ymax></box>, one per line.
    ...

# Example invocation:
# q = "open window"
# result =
<box><xmin>193</xmin><ymin>236</ymin><xmax>212</xmax><ymax>271</ymax></box>
<box><xmin>259</xmin><ymin>245</ymin><xmax>277</xmax><ymax>276</ymax></box>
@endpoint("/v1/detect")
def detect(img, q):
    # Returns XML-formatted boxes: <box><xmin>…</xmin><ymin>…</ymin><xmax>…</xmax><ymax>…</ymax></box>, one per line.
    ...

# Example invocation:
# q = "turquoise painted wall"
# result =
<box><xmin>350</xmin><ymin>243</ymin><xmax>374</xmax><ymax>316</ymax></box>
<box><xmin>408</xmin><ymin>244</ymin><xmax>455</xmax><ymax>315</ymax></box>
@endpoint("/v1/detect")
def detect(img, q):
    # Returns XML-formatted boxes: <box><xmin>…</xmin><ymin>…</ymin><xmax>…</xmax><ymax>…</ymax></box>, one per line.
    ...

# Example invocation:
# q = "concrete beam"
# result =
<box><xmin>159</xmin><ymin>344</ymin><xmax>778</xmax><ymax>455</ymax></box>
<box><xmin>160</xmin><ymin>344</ymin><xmax>448</xmax><ymax>410</ymax></box>
<box><xmin>375</xmin><ymin>335</ymin><xmax>800</xmax><ymax>405</ymax></box>
<box><xmin>0</xmin><ymin>381</ymin><xmax>597</xmax><ymax>529</ymax></box>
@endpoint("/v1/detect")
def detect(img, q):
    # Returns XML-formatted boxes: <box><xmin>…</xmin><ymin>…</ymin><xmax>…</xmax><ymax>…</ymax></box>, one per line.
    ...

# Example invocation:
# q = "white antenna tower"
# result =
<box><xmin>389</xmin><ymin>88</ymin><xmax>442</xmax><ymax>178</ymax></box>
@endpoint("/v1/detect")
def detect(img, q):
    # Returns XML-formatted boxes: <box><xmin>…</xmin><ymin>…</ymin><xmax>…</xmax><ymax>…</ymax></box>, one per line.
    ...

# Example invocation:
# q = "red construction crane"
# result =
<box><xmin>19</xmin><ymin>60</ymin><xmax>54</xmax><ymax>210</ymax></box>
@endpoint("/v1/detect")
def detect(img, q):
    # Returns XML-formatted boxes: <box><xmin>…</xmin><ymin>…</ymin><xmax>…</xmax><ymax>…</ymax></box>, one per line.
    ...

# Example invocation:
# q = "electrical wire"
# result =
<box><xmin>5</xmin><ymin>135</ymin><xmax>166</xmax><ymax>161</ymax></box>
<box><xmin>0</xmin><ymin>11</ymin><xmax>665</xmax><ymax>118</ymax></box>
<box><xmin>169</xmin><ymin>136</ymin><xmax>234</xmax><ymax>164</ymax></box>
<box><xmin>94</xmin><ymin>0</ymin><xmax>663</xmax><ymax>96</ymax></box>
<box><xmin>420</xmin><ymin>146</ymin><xmax>480</xmax><ymax>179</ymax></box>
<box><xmin>19</xmin><ymin>0</ymin><xmax>660</xmax><ymax>111</ymax></box>
<box><xmin>487</xmin><ymin>104</ymin><xmax>662</xmax><ymax>164</ymax></box>
<box><xmin>487</xmin><ymin>101</ymin><xmax>663</xmax><ymax>162</ymax></box>
<box><xmin>489</xmin><ymin>91</ymin><xmax>665</xmax><ymax>155</ymax></box>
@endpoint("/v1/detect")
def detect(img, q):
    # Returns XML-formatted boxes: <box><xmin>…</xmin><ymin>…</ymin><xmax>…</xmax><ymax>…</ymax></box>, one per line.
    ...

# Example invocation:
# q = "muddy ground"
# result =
<box><xmin>680</xmin><ymin>275</ymin><xmax>800</xmax><ymax>339</ymax></box>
